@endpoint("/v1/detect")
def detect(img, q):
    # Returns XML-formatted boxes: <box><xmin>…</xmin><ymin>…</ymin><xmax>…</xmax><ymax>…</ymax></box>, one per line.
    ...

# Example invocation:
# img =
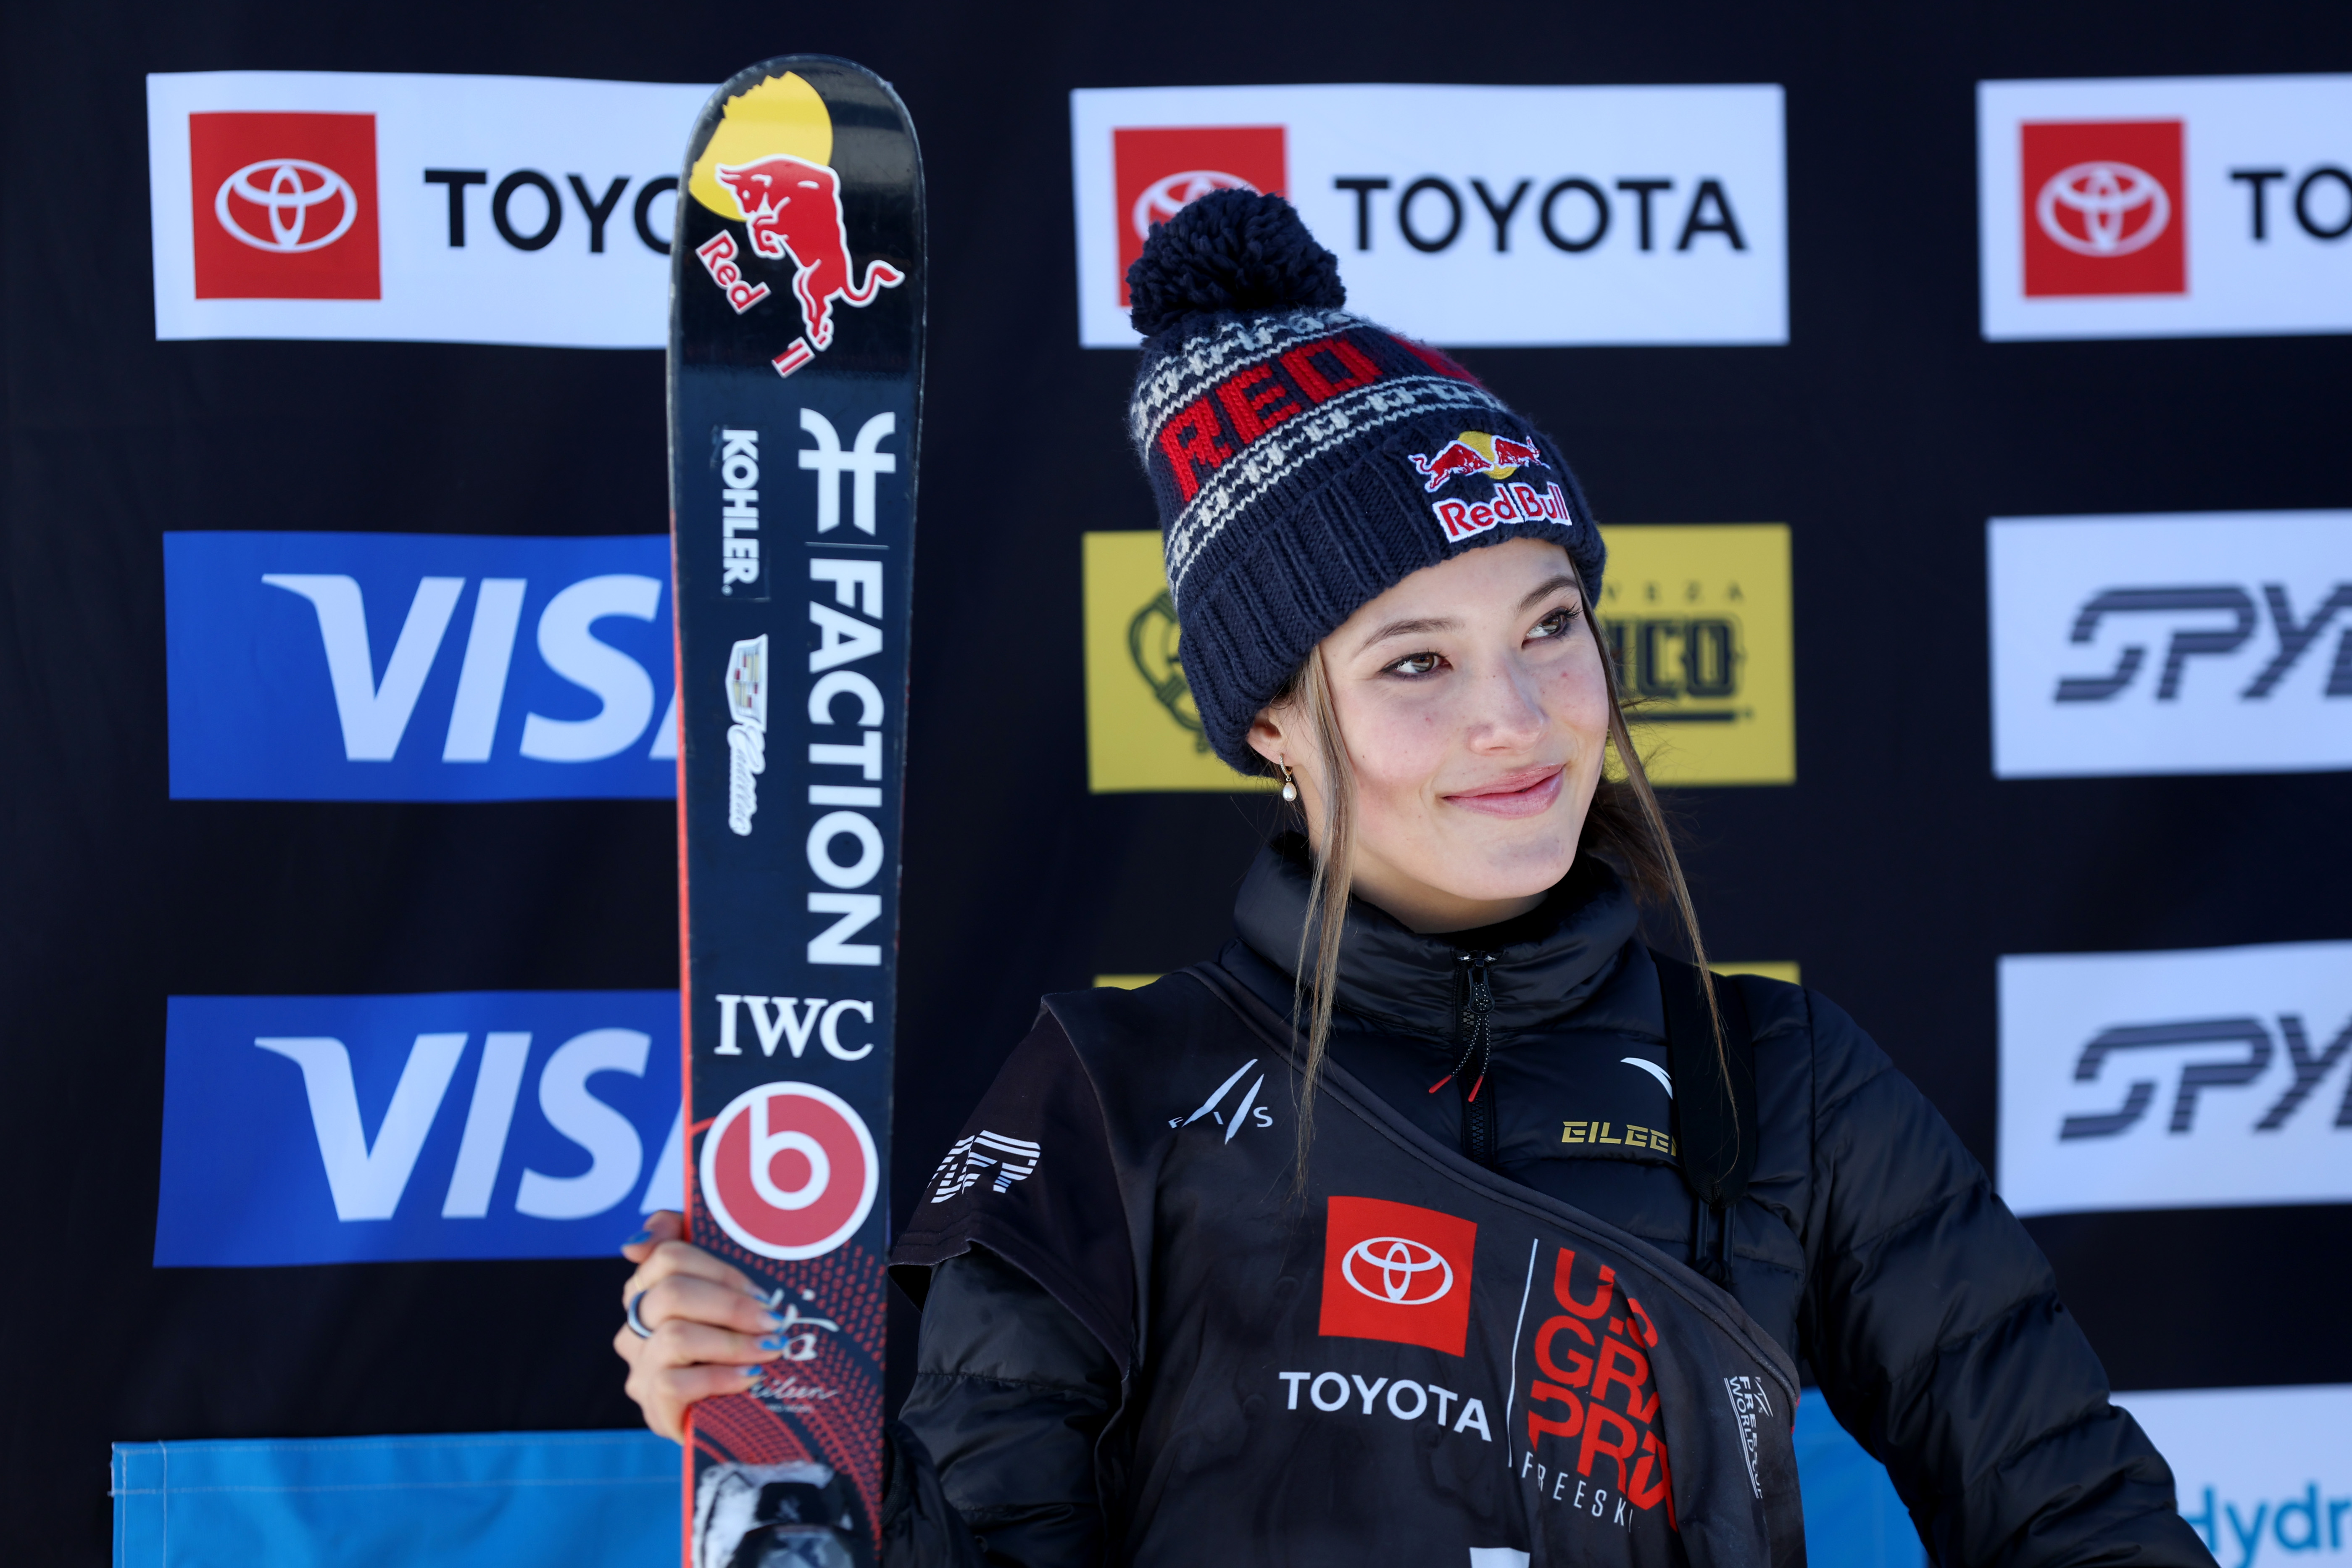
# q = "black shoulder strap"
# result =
<box><xmin>1655</xmin><ymin>955</ymin><xmax>1757</xmax><ymax>1211</ymax></box>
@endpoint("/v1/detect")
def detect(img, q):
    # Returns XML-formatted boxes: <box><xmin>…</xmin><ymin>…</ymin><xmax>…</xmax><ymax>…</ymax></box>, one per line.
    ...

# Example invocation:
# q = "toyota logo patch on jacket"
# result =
<box><xmin>892</xmin><ymin>963</ymin><xmax>1805</xmax><ymax>1568</ymax></box>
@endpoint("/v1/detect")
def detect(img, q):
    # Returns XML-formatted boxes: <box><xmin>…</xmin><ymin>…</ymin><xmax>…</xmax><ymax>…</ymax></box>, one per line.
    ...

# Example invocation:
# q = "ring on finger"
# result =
<box><xmin>626</xmin><ymin>1290</ymin><xmax>654</xmax><ymax>1340</ymax></box>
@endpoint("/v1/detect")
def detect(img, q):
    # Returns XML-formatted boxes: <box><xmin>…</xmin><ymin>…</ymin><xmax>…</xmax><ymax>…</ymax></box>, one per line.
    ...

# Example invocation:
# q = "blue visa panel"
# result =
<box><xmin>157</xmin><ymin>991</ymin><xmax>684</xmax><ymax>1266</ymax></box>
<box><xmin>163</xmin><ymin>531</ymin><xmax>677</xmax><ymax>800</ymax></box>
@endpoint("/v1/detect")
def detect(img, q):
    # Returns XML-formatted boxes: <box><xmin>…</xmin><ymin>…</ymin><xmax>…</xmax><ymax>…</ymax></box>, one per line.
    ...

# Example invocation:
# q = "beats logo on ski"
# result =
<box><xmin>700</xmin><ymin>1081</ymin><xmax>878</xmax><ymax>1260</ymax></box>
<box><xmin>189</xmin><ymin>112</ymin><xmax>381</xmax><ymax>300</ymax></box>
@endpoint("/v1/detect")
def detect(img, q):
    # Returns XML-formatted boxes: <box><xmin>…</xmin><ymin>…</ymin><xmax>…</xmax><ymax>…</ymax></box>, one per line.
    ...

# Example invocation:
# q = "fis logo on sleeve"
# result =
<box><xmin>156</xmin><ymin>991</ymin><xmax>682</xmax><ymax>1266</ymax></box>
<box><xmin>1319</xmin><ymin>1195</ymin><xmax>1477</xmax><ymax>1355</ymax></box>
<box><xmin>163</xmin><ymin>531</ymin><xmax>677</xmax><ymax>801</ymax></box>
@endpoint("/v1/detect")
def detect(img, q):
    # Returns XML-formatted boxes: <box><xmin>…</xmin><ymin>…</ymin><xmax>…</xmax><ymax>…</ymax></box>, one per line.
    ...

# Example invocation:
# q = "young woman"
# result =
<box><xmin>619</xmin><ymin>192</ymin><xmax>2210</xmax><ymax>1568</ymax></box>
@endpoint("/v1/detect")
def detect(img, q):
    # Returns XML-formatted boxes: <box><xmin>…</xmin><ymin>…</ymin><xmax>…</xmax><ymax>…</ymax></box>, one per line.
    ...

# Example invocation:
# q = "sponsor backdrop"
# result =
<box><xmin>2</xmin><ymin>2</ymin><xmax>2348</xmax><ymax>1564</ymax></box>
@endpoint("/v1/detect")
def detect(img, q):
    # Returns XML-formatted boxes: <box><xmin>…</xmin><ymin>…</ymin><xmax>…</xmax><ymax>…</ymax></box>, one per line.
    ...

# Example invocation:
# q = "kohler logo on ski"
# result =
<box><xmin>666</xmin><ymin>54</ymin><xmax>923</xmax><ymax>1568</ymax></box>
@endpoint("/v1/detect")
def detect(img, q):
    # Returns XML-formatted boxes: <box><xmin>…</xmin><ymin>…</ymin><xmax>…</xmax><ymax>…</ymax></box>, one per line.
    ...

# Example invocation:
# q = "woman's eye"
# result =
<box><xmin>1386</xmin><ymin>652</ymin><xmax>1443</xmax><ymax>677</ymax></box>
<box><xmin>1528</xmin><ymin>604</ymin><xmax>1580</xmax><ymax>640</ymax></box>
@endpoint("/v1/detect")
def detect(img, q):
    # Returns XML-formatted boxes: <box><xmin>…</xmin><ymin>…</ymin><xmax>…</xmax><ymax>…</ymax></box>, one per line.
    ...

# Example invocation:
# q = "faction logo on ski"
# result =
<box><xmin>1319</xmin><ymin>1195</ymin><xmax>1477</xmax><ymax>1355</ymax></box>
<box><xmin>188</xmin><ymin>111</ymin><xmax>380</xmax><ymax>300</ymax></box>
<box><xmin>687</xmin><ymin>72</ymin><xmax>903</xmax><ymax>379</ymax></box>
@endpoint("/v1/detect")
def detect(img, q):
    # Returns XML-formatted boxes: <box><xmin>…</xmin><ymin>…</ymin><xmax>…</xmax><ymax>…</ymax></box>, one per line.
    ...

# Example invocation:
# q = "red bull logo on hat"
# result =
<box><xmin>687</xmin><ymin>73</ymin><xmax>903</xmax><ymax>379</ymax></box>
<box><xmin>1433</xmin><ymin>479</ymin><xmax>1574</xmax><ymax>544</ymax></box>
<box><xmin>1407</xmin><ymin>430</ymin><xmax>1550</xmax><ymax>493</ymax></box>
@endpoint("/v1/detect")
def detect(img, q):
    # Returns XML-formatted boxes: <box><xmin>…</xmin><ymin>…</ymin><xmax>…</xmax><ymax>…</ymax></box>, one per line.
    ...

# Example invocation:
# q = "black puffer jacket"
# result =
<box><xmin>895</xmin><ymin>840</ymin><xmax>2208</xmax><ymax>1568</ymax></box>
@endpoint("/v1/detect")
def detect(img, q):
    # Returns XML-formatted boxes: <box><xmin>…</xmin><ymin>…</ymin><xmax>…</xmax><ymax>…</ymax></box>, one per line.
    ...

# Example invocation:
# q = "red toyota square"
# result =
<box><xmin>2021</xmin><ymin>119</ymin><xmax>2184</xmax><ymax>298</ymax></box>
<box><xmin>1318</xmin><ymin>1195</ymin><xmax>1476</xmax><ymax>1355</ymax></box>
<box><xmin>1114</xmin><ymin>125</ymin><xmax>1286</xmax><ymax>308</ymax></box>
<box><xmin>190</xmin><ymin>112</ymin><xmax>380</xmax><ymax>300</ymax></box>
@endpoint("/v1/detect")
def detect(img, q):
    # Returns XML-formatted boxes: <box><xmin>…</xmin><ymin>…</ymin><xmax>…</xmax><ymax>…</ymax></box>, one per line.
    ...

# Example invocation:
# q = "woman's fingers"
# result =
<box><xmin>635</xmin><ymin>1272</ymin><xmax>781</xmax><ymax>1338</ymax></box>
<box><xmin>620</xmin><ymin>1210</ymin><xmax>685</xmax><ymax>1266</ymax></box>
<box><xmin>614</xmin><ymin>1325</ymin><xmax>770</xmax><ymax>1442</ymax></box>
<box><xmin>620</xmin><ymin>1234</ymin><xmax>764</xmax><ymax>1312</ymax></box>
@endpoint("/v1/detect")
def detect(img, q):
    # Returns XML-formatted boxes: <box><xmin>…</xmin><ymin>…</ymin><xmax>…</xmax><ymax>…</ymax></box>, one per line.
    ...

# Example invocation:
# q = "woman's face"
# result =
<box><xmin>1248</xmin><ymin>537</ymin><xmax>1612</xmax><ymax>934</ymax></box>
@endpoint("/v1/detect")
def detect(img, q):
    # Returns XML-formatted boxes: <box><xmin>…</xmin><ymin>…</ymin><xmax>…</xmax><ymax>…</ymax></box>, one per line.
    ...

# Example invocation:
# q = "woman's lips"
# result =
<box><xmin>1441</xmin><ymin>766</ymin><xmax>1565</xmax><ymax>819</ymax></box>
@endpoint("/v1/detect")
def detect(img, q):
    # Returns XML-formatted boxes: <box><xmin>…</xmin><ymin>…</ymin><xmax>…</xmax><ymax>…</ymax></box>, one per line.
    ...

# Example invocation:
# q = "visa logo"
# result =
<box><xmin>156</xmin><ymin>991</ymin><xmax>682</xmax><ymax>1266</ymax></box>
<box><xmin>164</xmin><ymin>531</ymin><xmax>677</xmax><ymax>800</ymax></box>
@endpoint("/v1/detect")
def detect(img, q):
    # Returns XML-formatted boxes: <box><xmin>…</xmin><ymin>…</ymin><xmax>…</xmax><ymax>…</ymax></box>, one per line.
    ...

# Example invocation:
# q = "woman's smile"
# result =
<box><xmin>1441</xmin><ymin>764</ymin><xmax>1565</xmax><ymax>818</ymax></box>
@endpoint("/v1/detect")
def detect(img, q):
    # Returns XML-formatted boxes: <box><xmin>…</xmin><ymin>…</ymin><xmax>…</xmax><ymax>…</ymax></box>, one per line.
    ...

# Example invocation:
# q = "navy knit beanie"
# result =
<box><xmin>1126</xmin><ymin>189</ymin><xmax>1606</xmax><ymax>774</ymax></box>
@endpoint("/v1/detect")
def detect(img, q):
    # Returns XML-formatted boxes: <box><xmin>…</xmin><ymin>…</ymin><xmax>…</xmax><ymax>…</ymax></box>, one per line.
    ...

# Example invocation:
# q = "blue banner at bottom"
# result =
<box><xmin>111</xmin><ymin>1430</ymin><xmax>677</xmax><ymax>1568</ymax></box>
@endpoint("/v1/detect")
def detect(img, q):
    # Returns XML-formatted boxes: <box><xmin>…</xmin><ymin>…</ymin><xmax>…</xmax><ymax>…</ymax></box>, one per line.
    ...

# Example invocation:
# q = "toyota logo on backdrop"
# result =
<box><xmin>1342</xmin><ymin>1236</ymin><xmax>1456</xmax><ymax>1305</ymax></box>
<box><xmin>2036</xmin><ymin>160</ymin><xmax>2171</xmax><ymax>257</ymax></box>
<box><xmin>1131</xmin><ymin>169</ymin><xmax>1259</xmax><ymax>240</ymax></box>
<box><xmin>2020</xmin><ymin>119</ymin><xmax>2185</xmax><ymax>298</ymax></box>
<box><xmin>699</xmin><ymin>1081</ymin><xmax>878</xmax><ymax>1260</ymax></box>
<box><xmin>1112</xmin><ymin>125</ymin><xmax>1288</xmax><ymax>308</ymax></box>
<box><xmin>215</xmin><ymin>158</ymin><xmax>360</xmax><ymax>253</ymax></box>
<box><xmin>187</xmin><ymin>111</ymin><xmax>381</xmax><ymax>301</ymax></box>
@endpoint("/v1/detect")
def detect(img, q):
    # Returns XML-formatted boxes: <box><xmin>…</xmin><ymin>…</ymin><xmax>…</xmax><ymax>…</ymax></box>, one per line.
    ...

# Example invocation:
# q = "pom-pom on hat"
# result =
<box><xmin>1125</xmin><ymin>190</ymin><xmax>1605</xmax><ymax>774</ymax></box>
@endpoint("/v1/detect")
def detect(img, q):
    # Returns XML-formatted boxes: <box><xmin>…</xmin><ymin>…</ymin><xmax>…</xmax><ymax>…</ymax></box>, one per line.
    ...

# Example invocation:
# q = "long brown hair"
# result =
<box><xmin>1267</xmin><ymin>556</ymin><xmax>1723</xmax><ymax>1178</ymax></box>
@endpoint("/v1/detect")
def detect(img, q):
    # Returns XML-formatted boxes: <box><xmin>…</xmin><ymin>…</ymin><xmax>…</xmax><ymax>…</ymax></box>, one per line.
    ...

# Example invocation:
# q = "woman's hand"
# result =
<box><xmin>613</xmin><ymin>1210</ymin><xmax>783</xmax><ymax>1441</ymax></box>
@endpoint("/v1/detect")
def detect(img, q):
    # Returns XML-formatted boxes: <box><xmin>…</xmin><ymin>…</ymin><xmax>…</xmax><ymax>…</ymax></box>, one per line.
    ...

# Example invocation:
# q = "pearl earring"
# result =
<box><xmin>1280</xmin><ymin>763</ymin><xmax>1299</xmax><ymax>803</ymax></box>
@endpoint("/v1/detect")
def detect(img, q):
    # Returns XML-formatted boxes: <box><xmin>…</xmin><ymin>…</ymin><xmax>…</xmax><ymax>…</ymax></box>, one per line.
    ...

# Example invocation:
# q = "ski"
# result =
<box><xmin>666</xmin><ymin>56</ymin><xmax>923</xmax><ymax>1568</ymax></box>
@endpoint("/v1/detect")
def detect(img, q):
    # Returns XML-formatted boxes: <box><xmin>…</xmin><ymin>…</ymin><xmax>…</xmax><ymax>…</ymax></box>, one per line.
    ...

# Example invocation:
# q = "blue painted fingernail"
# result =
<box><xmin>761</xmin><ymin>1311</ymin><xmax>786</xmax><ymax>1330</ymax></box>
<box><xmin>623</xmin><ymin>1228</ymin><xmax>653</xmax><ymax>1246</ymax></box>
<box><xmin>758</xmin><ymin>1335</ymin><xmax>787</xmax><ymax>1352</ymax></box>
<box><xmin>745</xmin><ymin>1363</ymin><xmax>765</xmax><ymax>1379</ymax></box>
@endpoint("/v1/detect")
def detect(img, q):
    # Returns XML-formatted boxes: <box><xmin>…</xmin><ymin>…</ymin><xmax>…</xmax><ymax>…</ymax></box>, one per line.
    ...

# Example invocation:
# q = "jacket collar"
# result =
<box><xmin>1231</xmin><ymin>833</ymin><xmax>1638</xmax><ymax>1043</ymax></box>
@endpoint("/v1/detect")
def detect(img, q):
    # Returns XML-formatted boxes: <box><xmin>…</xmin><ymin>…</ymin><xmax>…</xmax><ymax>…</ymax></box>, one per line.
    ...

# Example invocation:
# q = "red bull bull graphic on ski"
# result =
<box><xmin>687</xmin><ymin>72</ymin><xmax>903</xmax><ymax>379</ymax></box>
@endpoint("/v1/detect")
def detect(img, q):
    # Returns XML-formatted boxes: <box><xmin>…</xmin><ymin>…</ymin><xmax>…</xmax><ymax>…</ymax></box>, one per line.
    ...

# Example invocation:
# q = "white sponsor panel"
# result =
<box><xmin>1071</xmin><ymin>84</ymin><xmax>1786</xmax><ymax>348</ymax></box>
<box><xmin>1989</xmin><ymin>512</ymin><xmax>2352</xmax><ymax>779</ymax></box>
<box><xmin>1980</xmin><ymin>74</ymin><xmax>2352</xmax><ymax>340</ymax></box>
<box><xmin>1998</xmin><ymin>940</ymin><xmax>2352</xmax><ymax>1219</ymax></box>
<box><xmin>2111</xmin><ymin>1386</ymin><xmax>2352</xmax><ymax>1568</ymax></box>
<box><xmin>147</xmin><ymin>71</ymin><xmax>712</xmax><ymax>346</ymax></box>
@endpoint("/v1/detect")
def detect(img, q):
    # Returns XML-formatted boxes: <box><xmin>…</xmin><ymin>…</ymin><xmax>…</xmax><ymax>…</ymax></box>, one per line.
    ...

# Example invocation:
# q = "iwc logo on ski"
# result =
<box><xmin>685</xmin><ymin>71</ymin><xmax>904</xmax><ymax>379</ymax></box>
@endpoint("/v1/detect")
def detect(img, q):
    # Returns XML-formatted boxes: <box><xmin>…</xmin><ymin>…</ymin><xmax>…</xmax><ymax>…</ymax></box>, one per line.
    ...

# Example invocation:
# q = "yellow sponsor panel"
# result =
<box><xmin>1086</xmin><ymin>525</ymin><xmax>1790</xmax><ymax>791</ymax></box>
<box><xmin>1093</xmin><ymin>973</ymin><xmax>1164</xmax><ymax>990</ymax></box>
<box><xmin>1084</xmin><ymin>531</ymin><xmax>1279</xmax><ymax>793</ymax></box>
<box><xmin>1600</xmin><ymin>525</ymin><xmax>1794</xmax><ymax>786</ymax></box>
<box><xmin>1712</xmin><ymin>961</ymin><xmax>1800</xmax><ymax>986</ymax></box>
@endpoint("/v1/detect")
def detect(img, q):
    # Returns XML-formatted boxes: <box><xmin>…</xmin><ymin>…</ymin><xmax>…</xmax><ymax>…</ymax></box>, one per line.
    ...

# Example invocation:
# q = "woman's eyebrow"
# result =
<box><xmin>1356</xmin><ymin>614</ymin><xmax>1459</xmax><ymax>651</ymax></box>
<box><xmin>1519</xmin><ymin>574</ymin><xmax>1582</xmax><ymax>610</ymax></box>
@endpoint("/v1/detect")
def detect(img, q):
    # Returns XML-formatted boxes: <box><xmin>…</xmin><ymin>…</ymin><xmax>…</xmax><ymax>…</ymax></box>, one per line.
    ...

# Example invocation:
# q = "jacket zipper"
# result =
<box><xmin>1428</xmin><ymin>952</ymin><xmax>1499</xmax><ymax>1166</ymax></box>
